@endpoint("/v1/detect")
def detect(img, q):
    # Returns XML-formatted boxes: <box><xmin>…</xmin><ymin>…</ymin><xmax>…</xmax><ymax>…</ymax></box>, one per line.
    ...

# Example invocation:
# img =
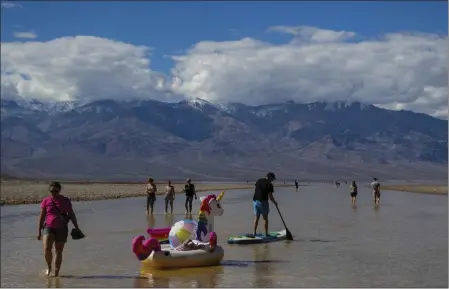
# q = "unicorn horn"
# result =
<box><xmin>217</xmin><ymin>191</ymin><xmax>225</xmax><ymax>201</ymax></box>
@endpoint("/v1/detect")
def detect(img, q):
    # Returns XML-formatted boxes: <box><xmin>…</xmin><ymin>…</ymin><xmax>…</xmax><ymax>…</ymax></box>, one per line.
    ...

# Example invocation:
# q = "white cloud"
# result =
<box><xmin>1</xmin><ymin>2</ymin><xmax>23</xmax><ymax>9</ymax></box>
<box><xmin>13</xmin><ymin>31</ymin><xmax>37</xmax><ymax>39</ymax></box>
<box><xmin>267</xmin><ymin>25</ymin><xmax>356</xmax><ymax>43</ymax></box>
<box><xmin>1</xmin><ymin>36</ymin><xmax>177</xmax><ymax>102</ymax></box>
<box><xmin>172</xmin><ymin>28</ymin><xmax>448</xmax><ymax>118</ymax></box>
<box><xmin>1</xmin><ymin>26</ymin><xmax>447</xmax><ymax>118</ymax></box>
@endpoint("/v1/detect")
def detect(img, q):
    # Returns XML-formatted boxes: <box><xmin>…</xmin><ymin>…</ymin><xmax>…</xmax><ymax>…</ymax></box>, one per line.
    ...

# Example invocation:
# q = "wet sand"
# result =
<box><xmin>0</xmin><ymin>181</ymin><xmax>293</xmax><ymax>206</ymax></box>
<box><xmin>1</xmin><ymin>183</ymin><xmax>447</xmax><ymax>287</ymax></box>
<box><xmin>382</xmin><ymin>185</ymin><xmax>448</xmax><ymax>195</ymax></box>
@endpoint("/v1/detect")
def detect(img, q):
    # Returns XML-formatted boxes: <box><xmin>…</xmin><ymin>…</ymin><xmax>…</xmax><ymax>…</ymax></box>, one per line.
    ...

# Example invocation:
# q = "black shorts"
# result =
<box><xmin>374</xmin><ymin>191</ymin><xmax>380</xmax><ymax>198</ymax></box>
<box><xmin>43</xmin><ymin>227</ymin><xmax>69</xmax><ymax>243</ymax></box>
<box><xmin>350</xmin><ymin>192</ymin><xmax>357</xmax><ymax>198</ymax></box>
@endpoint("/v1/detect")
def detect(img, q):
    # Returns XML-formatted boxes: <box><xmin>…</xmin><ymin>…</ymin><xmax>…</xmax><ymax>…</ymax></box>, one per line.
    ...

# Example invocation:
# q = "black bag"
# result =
<box><xmin>51</xmin><ymin>199</ymin><xmax>71</xmax><ymax>227</ymax></box>
<box><xmin>71</xmin><ymin>228</ymin><xmax>85</xmax><ymax>240</ymax></box>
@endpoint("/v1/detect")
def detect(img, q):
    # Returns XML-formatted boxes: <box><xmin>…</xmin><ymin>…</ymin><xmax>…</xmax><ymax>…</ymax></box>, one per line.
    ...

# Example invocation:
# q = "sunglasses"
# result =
<box><xmin>50</xmin><ymin>188</ymin><xmax>60</xmax><ymax>193</ymax></box>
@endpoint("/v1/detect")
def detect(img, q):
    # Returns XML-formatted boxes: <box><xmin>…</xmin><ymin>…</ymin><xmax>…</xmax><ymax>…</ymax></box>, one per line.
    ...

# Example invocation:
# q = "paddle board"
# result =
<box><xmin>227</xmin><ymin>230</ymin><xmax>287</xmax><ymax>244</ymax></box>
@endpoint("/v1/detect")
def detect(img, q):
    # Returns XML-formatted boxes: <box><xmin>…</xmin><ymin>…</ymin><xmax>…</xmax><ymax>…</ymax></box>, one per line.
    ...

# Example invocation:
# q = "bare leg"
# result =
<box><xmin>185</xmin><ymin>197</ymin><xmax>189</xmax><ymax>214</ymax></box>
<box><xmin>54</xmin><ymin>242</ymin><xmax>65</xmax><ymax>277</ymax></box>
<box><xmin>188</xmin><ymin>198</ymin><xmax>193</xmax><ymax>214</ymax></box>
<box><xmin>43</xmin><ymin>234</ymin><xmax>55</xmax><ymax>276</ymax></box>
<box><xmin>165</xmin><ymin>200</ymin><xmax>168</xmax><ymax>214</ymax></box>
<box><xmin>262</xmin><ymin>214</ymin><xmax>269</xmax><ymax>236</ymax></box>
<box><xmin>253</xmin><ymin>215</ymin><xmax>260</xmax><ymax>236</ymax></box>
<box><xmin>170</xmin><ymin>200</ymin><xmax>174</xmax><ymax>214</ymax></box>
<box><xmin>150</xmin><ymin>200</ymin><xmax>154</xmax><ymax>215</ymax></box>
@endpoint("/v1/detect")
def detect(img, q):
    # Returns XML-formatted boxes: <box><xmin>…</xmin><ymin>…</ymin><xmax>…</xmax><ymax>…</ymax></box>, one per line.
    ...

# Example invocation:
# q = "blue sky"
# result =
<box><xmin>1</xmin><ymin>1</ymin><xmax>447</xmax><ymax>72</ymax></box>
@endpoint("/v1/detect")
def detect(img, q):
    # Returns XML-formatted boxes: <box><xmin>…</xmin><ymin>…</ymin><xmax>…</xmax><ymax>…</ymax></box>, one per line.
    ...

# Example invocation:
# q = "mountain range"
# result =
<box><xmin>1</xmin><ymin>98</ymin><xmax>447</xmax><ymax>181</ymax></box>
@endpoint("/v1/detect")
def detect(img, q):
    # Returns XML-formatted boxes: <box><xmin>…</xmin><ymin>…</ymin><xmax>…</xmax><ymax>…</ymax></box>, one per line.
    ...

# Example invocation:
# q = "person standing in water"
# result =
<box><xmin>146</xmin><ymin>178</ymin><xmax>157</xmax><ymax>215</ymax></box>
<box><xmin>37</xmin><ymin>181</ymin><xmax>83</xmax><ymax>277</ymax></box>
<box><xmin>294</xmin><ymin>180</ymin><xmax>299</xmax><ymax>192</ymax></box>
<box><xmin>164</xmin><ymin>180</ymin><xmax>175</xmax><ymax>215</ymax></box>
<box><xmin>252</xmin><ymin>172</ymin><xmax>278</xmax><ymax>237</ymax></box>
<box><xmin>371</xmin><ymin>178</ymin><xmax>381</xmax><ymax>205</ymax></box>
<box><xmin>184</xmin><ymin>178</ymin><xmax>197</xmax><ymax>214</ymax></box>
<box><xmin>349</xmin><ymin>181</ymin><xmax>358</xmax><ymax>205</ymax></box>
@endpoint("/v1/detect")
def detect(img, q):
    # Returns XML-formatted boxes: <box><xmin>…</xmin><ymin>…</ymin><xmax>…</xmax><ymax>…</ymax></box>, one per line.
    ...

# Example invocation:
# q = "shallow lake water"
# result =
<box><xmin>1</xmin><ymin>183</ymin><xmax>447</xmax><ymax>287</ymax></box>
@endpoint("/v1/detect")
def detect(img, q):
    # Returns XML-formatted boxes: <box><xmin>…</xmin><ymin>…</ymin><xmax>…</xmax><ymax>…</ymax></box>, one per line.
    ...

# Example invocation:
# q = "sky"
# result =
<box><xmin>1</xmin><ymin>1</ymin><xmax>448</xmax><ymax>118</ymax></box>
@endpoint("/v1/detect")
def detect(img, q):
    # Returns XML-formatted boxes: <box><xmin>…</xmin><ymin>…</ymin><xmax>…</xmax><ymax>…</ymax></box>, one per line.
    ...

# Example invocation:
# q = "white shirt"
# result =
<box><xmin>371</xmin><ymin>181</ymin><xmax>380</xmax><ymax>190</ymax></box>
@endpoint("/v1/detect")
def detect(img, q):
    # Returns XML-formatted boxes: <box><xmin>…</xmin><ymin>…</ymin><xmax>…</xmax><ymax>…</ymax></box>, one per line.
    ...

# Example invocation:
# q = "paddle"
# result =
<box><xmin>274</xmin><ymin>203</ymin><xmax>294</xmax><ymax>240</ymax></box>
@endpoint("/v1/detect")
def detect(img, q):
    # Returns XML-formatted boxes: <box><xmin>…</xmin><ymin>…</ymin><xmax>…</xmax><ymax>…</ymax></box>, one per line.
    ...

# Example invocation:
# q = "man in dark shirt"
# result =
<box><xmin>252</xmin><ymin>172</ymin><xmax>278</xmax><ymax>237</ymax></box>
<box><xmin>184</xmin><ymin>178</ymin><xmax>197</xmax><ymax>214</ymax></box>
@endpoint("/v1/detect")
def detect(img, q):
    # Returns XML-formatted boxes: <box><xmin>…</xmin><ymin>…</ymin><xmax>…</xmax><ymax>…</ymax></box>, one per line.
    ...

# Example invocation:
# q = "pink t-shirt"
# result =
<box><xmin>40</xmin><ymin>195</ymin><xmax>73</xmax><ymax>229</ymax></box>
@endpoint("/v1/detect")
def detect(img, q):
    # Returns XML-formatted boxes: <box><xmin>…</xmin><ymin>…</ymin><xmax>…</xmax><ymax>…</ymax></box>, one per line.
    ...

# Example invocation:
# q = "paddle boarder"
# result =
<box><xmin>251</xmin><ymin>172</ymin><xmax>278</xmax><ymax>237</ymax></box>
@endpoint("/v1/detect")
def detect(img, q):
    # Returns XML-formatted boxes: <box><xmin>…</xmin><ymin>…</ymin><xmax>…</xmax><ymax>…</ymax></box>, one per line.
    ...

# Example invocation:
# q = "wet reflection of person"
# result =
<box><xmin>146</xmin><ymin>214</ymin><xmax>155</xmax><ymax>229</ymax></box>
<box><xmin>252</xmin><ymin>244</ymin><xmax>274</xmax><ymax>288</ymax></box>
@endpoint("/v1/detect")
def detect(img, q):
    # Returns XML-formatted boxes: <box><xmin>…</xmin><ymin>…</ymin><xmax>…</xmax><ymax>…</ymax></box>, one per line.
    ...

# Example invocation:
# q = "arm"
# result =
<box><xmin>69</xmin><ymin>211</ymin><xmax>80</xmax><ymax>230</ymax></box>
<box><xmin>37</xmin><ymin>208</ymin><xmax>46</xmax><ymax>238</ymax></box>
<box><xmin>268</xmin><ymin>192</ymin><xmax>277</xmax><ymax>205</ymax></box>
<box><xmin>67</xmin><ymin>200</ymin><xmax>80</xmax><ymax>230</ymax></box>
<box><xmin>268</xmin><ymin>184</ymin><xmax>277</xmax><ymax>204</ymax></box>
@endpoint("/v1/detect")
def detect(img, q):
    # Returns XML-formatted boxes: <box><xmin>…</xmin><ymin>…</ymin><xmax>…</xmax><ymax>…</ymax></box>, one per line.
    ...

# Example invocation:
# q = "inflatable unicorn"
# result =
<box><xmin>196</xmin><ymin>191</ymin><xmax>224</xmax><ymax>242</ymax></box>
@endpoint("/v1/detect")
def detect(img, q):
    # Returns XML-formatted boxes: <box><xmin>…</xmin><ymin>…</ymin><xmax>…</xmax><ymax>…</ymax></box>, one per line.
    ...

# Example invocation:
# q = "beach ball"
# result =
<box><xmin>168</xmin><ymin>219</ymin><xmax>198</xmax><ymax>249</ymax></box>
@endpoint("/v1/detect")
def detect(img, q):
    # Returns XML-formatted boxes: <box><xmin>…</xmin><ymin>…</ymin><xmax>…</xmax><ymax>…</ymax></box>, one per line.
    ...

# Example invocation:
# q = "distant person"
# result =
<box><xmin>37</xmin><ymin>181</ymin><xmax>83</xmax><ymax>277</ymax></box>
<box><xmin>349</xmin><ymin>181</ymin><xmax>358</xmax><ymax>205</ymax></box>
<box><xmin>164</xmin><ymin>180</ymin><xmax>175</xmax><ymax>215</ymax></box>
<box><xmin>146</xmin><ymin>178</ymin><xmax>157</xmax><ymax>215</ymax></box>
<box><xmin>184</xmin><ymin>178</ymin><xmax>197</xmax><ymax>214</ymax></box>
<box><xmin>294</xmin><ymin>180</ymin><xmax>299</xmax><ymax>192</ymax></box>
<box><xmin>251</xmin><ymin>172</ymin><xmax>278</xmax><ymax>237</ymax></box>
<box><xmin>371</xmin><ymin>178</ymin><xmax>381</xmax><ymax>205</ymax></box>
<box><xmin>335</xmin><ymin>181</ymin><xmax>340</xmax><ymax>188</ymax></box>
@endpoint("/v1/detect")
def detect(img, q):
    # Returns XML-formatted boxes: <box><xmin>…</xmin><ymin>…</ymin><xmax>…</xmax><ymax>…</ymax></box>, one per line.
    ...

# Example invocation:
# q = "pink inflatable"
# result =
<box><xmin>147</xmin><ymin>227</ymin><xmax>170</xmax><ymax>237</ymax></box>
<box><xmin>132</xmin><ymin>236</ymin><xmax>161</xmax><ymax>261</ymax></box>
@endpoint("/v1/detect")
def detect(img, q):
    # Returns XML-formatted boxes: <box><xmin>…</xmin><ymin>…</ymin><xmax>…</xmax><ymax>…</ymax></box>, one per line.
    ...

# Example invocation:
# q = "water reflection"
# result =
<box><xmin>252</xmin><ymin>244</ymin><xmax>273</xmax><ymax>288</ymax></box>
<box><xmin>146</xmin><ymin>215</ymin><xmax>155</xmax><ymax>228</ymax></box>
<box><xmin>164</xmin><ymin>214</ymin><xmax>174</xmax><ymax>228</ymax></box>
<box><xmin>135</xmin><ymin>266</ymin><xmax>224</xmax><ymax>288</ymax></box>
<box><xmin>46</xmin><ymin>277</ymin><xmax>62</xmax><ymax>288</ymax></box>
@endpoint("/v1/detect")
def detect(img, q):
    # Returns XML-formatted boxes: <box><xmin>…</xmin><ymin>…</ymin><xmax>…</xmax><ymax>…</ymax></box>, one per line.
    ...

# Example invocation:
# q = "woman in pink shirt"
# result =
<box><xmin>37</xmin><ymin>181</ymin><xmax>83</xmax><ymax>277</ymax></box>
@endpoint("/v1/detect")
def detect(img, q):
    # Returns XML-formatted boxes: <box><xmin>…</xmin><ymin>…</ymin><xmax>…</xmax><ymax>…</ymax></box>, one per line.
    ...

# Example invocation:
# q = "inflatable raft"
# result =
<box><xmin>133</xmin><ymin>231</ymin><xmax>223</xmax><ymax>269</ymax></box>
<box><xmin>227</xmin><ymin>230</ymin><xmax>287</xmax><ymax>244</ymax></box>
<box><xmin>142</xmin><ymin>244</ymin><xmax>224</xmax><ymax>269</ymax></box>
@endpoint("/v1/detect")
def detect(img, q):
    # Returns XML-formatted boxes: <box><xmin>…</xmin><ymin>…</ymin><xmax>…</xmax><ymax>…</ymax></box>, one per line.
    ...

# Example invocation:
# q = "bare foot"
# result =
<box><xmin>40</xmin><ymin>268</ymin><xmax>52</xmax><ymax>277</ymax></box>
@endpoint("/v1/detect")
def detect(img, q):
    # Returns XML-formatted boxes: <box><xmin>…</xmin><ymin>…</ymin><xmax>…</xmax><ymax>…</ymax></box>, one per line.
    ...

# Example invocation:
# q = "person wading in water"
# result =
<box><xmin>146</xmin><ymin>178</ymin><xmax>157</xmax><ymax>215</ymax></box>
<box><xmin>164</xmin><ymin>180</ymin><xmax>175</xmax><ymax>215</ymax></box>
<box><xmin>371</xmin><ymin>178</ymin><xmax>381</xmax><ymax>205</ymax></box>
<box><xmin>349</xmin><ymin>181</ymin><xmax>358</xmax><ymax>205</ymax></box>
<box><xmin>37</xmin><ymin>181</ymin><xmax>83</xmax><ymax>277</ymax></box>
<box><xmin>184</xmin><ymin>178</ymin><xmax>197</xmax><ymax>214</ymax></box>
<box><xmin>251</xmin><ymin>172</ymin><xmax>278</xmax><ymax>237</ymax></box>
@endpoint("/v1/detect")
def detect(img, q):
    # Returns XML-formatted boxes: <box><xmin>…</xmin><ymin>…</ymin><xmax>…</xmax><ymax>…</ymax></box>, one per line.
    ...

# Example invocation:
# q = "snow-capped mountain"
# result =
<box><xmin>1</xmin><ymin>97</ymin><xmax>447</xmax><ymax>181</ymax></box>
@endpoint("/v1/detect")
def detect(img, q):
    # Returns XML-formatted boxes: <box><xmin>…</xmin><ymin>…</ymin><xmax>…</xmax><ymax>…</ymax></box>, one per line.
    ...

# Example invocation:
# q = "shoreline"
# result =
<box><xmin>0</xmin><ymin>182</ymin><xmax>295</xmax><ymax>206</ymax></box>
<box><xmin>382</xmin><ymin>185</ymin><xmax>448</xmax><ymax>196</ymax></box>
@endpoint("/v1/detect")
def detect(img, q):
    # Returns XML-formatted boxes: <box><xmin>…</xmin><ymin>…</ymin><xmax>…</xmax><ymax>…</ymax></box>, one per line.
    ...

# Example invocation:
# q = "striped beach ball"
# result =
<box><xmin>168</xmin><ymin>219</ymin><xmax>198</xmax><ymax>249</ymax></box>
